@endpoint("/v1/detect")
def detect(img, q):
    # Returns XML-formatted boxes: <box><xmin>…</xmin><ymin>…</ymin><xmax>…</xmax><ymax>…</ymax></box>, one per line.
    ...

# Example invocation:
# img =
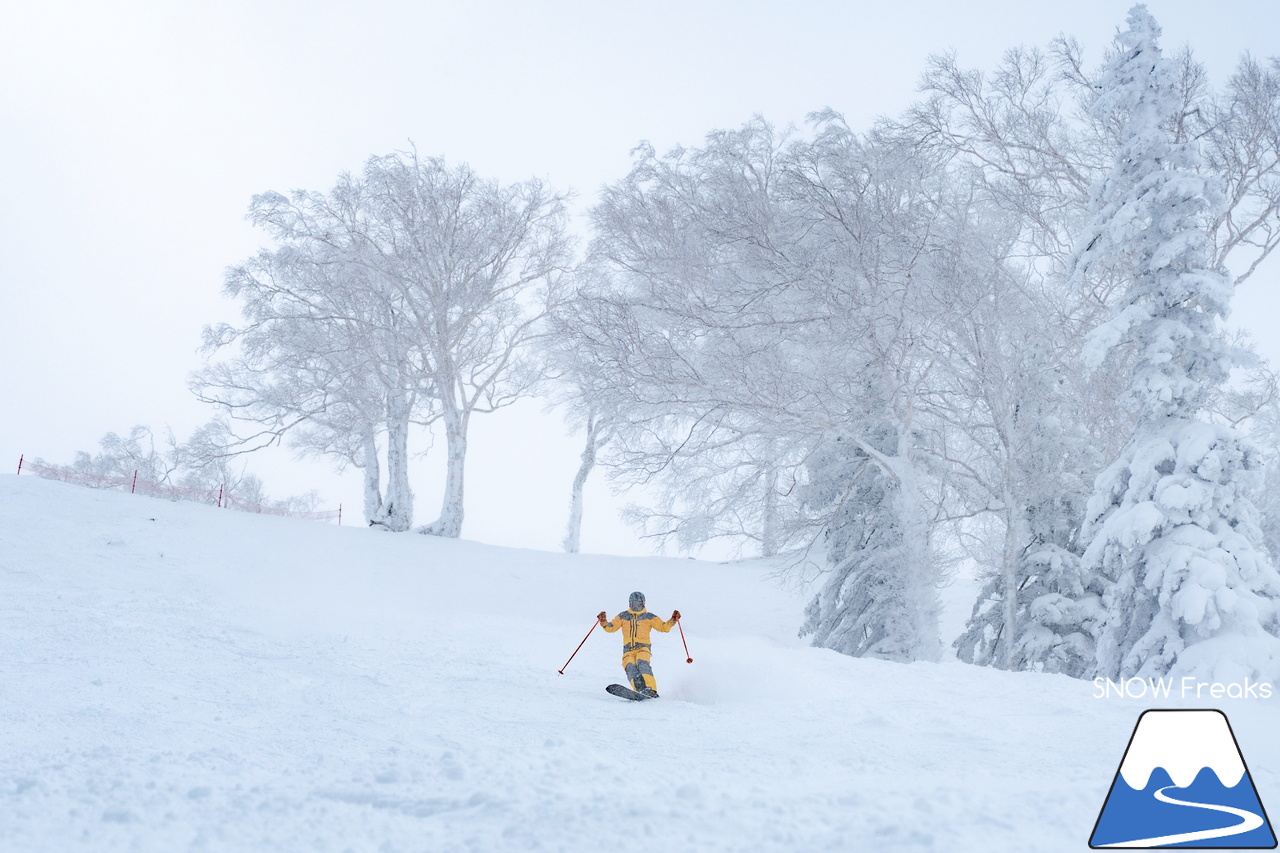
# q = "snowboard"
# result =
<box><xmin>606</xmin><ymin>683</ymin><xmax>656</xmax><ymax>701</ymax></box>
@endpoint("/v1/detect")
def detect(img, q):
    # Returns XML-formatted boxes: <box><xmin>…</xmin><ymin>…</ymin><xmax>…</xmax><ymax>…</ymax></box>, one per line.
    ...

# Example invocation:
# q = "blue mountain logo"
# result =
<box><xmin>1091</xmin><ymin>709</ymin><xmax>1276</xmax><ymax>848</ymax></box>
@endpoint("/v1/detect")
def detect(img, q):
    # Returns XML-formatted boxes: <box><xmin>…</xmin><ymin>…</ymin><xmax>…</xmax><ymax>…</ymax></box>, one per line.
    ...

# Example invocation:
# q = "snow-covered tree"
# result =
<box><xmin>172</xmin><ymin>418</ymin><xmax>260</xmax><ymax>499</ymax></box>
<box><xmin>570</xmin><ymin>116</ymin><xmax>952</xmax><ymax>660</ymax></box>
<box><xmin>51</xmin><ymin>425</ymin><xmax>181</xmax><ymax>487</ymax></box>
<box><xmin>952</xmin><ymin>410</ymin><xmax>1106</xmax><ymax>676</ymax></box>
<box><xmin>199</xmin><ymin>150</ymin><xmax>571</xmax><ymax>536</ymax></box>
<box><xmin>798</xmin><ymin>429</ymin><xmax>939</xmax><ymax>662</ymax></box>
<box><xmin>937</xmin><ymin>255</ymin><xmax>1111</xmax><ymax>675</ymax></box>
<box><xmin>574</xmin><ymin>120</ymin><xmax>818</xmax><ymax>556</ymax></box>
<box><xmin>909</xmin><ymin>33</ymin><xmax>1280</xmax><ymax>294</ymax></box>
<box><xmin>352</xmin><ymin>152</ymin><xmax>572</xmax><ymax>537</ymax></box>
<box><xmin>195</xmin><ymin>213</ymin><xmax>422</xmax><ymax>530</ymax></box>
<box><xmin>897</xmin><ymin>12</ymin><xmax>1280</xmax><ymax>676</ymax></box>
<box><xmin>540</xmin><ymin>284</ymin><xmax>623</xmax><ymax>554</ymax></box>
<box><xmin>1075</xmin><ymin>6</ymin><xmax>1280</xmax><ymax>682</ymax></box>
<box><xmin>1225</xmin><ymin>367</ymin><xmax>1280</xmax><ymax>562</ymax></box>
<box><xmin>36</xmin><ymin>421</ymin><xmax>315</xmax><ymax>511</ymax></box>
<box><xmin>560</xmin><ymin>408</ymin><xmax>613</xmax><ymax>554</ymax></box>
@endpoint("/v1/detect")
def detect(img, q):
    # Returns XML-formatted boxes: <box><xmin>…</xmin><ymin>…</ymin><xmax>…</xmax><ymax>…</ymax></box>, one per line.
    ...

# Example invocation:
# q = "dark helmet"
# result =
<box><xmin>629</xmin><ymin>591</ymin><xmax>645</xmax><ymax>611</ymax></box>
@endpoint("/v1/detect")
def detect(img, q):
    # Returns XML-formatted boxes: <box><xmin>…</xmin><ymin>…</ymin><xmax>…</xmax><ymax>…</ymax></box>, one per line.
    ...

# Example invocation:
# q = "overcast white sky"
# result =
<box><xmin>3</xmin><ymin>1</ymin><xmax>1278</xmax><ymax>556</ymax></box>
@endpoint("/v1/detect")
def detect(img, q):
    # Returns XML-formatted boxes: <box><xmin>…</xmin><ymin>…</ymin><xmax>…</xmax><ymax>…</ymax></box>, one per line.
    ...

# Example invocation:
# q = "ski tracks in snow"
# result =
<box><xmin>5</xmin><ymin>478</ymin><xmax>1278</xmax><ymax>852</ymax></box>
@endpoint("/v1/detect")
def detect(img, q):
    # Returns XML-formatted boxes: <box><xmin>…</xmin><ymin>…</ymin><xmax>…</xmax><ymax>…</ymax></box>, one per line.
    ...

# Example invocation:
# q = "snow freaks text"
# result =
<box><xmin>1093</xmin><ymin>677</ymin><xmax>1274</xmax><ymax>700</ymax></box>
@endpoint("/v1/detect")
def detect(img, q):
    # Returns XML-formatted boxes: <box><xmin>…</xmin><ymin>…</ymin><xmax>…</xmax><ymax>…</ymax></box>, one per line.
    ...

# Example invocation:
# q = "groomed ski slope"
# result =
<box><xmin>2</xmin><ymin>476</ymin><xmax>1276</xmax><ymax>852</ymax></box>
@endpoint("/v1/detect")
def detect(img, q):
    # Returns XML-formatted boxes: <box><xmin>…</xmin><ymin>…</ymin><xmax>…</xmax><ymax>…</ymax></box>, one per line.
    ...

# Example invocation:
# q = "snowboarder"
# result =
<box><xmin>598</xmin><ymin>591</ymin><xmax>680</xmax><ymax>698</ymax></box>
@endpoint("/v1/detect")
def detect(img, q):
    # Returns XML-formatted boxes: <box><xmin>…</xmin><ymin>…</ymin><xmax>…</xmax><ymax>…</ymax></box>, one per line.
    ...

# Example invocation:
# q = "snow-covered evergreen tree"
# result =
<box><xmin>1076</xmin><ymin>5</ymin><xmax>1280</xmax><ymax>681</ymax></box>
<box><xmin>948</xmin><ymin>288</ymin><xmax>1111</xmax><ymax>677</ymax></box>
<box><xmin>955</xmin><ymin>494</ymin><xmax>1105</xmax><ymax>676</ymax></box>
<box><xmin>799</xmin><ymin>432</ymin><xmax>940</xmax><ymax>662</ymax></box>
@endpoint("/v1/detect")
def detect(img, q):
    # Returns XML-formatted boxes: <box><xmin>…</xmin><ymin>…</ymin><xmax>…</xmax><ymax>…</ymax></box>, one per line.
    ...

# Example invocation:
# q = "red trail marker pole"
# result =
<box><xmin>131</xmin><ymin>470</ymin><xmax>138</xmax><ymax>494</ymax></box>
<box><xmin>16</xmin><ymin>454</ymin><xmax>23</xmax><ymax>475</ymax></box>
<box><xmin>558</xmin><ymin>619</ymin><xmax>599</xmax><ymax>675</ymax></box>
<box><xmin>677</xmin><ymin>617</ymin><xmax>693</xmax><ymax>663</ymax></box>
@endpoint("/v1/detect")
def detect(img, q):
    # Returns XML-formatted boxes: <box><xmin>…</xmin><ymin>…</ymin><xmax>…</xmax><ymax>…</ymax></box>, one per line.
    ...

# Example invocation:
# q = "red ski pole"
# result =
<box><xmin>558</xmin><ymin>619</ymin><xmax>599</xmax><ymax>675</ymax></box>
<box><xmin>677</xmin><ymin>617</ymin><xmax>693</xmax><ymax>663</ymax></box>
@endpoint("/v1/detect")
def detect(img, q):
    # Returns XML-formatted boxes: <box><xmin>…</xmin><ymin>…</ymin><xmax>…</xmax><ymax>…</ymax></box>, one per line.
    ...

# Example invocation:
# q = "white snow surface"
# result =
<box><xmin>3</xmin><ymin>476</ymin><xmax>1277</xmax><ymax>852</ymax></box>
<box><xmin>1118</xmin><ymin>710</ymin><xmax>1245</xmax><ymax>790</ymax></box>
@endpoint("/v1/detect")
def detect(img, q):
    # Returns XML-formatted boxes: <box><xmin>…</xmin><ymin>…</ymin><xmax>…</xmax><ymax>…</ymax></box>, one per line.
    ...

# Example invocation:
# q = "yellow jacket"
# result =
<box><xmin>602</xmin><ymin>609</ymin><xmax>676</xmax><ymax>651</ymax></box>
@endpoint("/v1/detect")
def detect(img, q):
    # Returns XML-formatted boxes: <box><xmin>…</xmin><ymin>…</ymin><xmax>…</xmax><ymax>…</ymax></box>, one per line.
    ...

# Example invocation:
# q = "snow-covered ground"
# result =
<box><xmin>2</xmin><ymin>475</ymin><xmax>1275</xmax><ymax>852</ymax></box>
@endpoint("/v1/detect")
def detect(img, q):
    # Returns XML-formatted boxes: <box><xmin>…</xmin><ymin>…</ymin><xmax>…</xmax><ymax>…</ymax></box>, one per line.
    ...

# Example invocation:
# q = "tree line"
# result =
<box><xmin>194</xmin><ymin>6</ymin><xmax>1280</xmax><ymax>680</ymax></box>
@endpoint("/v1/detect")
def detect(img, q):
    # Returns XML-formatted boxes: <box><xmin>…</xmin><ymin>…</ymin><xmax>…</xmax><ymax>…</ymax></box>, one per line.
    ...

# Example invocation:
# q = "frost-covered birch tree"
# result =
<box><xmin>37</xmin><ymin>421</ymin><xmax>315</xmax><ymax>512</ymax></box>
<box><xmin>195</xmin><ymin>206</ymin><xmax>422</xmax><ymax>531</ymax></box>
<box><xmin>560</xmin><ymin>407</ymin><xmax>613</xmax><ymax>554</ymax></box>
<box><xmin>532</xmin><ymin>270</ymin><xmax>627</xmax><ymax>554</ymax></box>
<box><xmin>350</xmin><ymin>152</ymin><xmax>572</xmax><ymax>538</ymax></box>
<box><xmin>574</xmin><ymin>121</ymin><xmax>818</xmax><ymax>556</ymax></box>
<box><xmin>570</xmin><ymin>117</ymin><xmax>954</xmax><ymax>661</ymax></box>
<box><xmin>1075</xmin><ymin>5</ymin><xmax>1280</xmax><ymax>682</ymax></box>
<box><xmin>784</xmin><ymin>116</ymin><xmax>975</xmax><ymax>663</ymax></box>
<box><xmin>199</xmin><ymin>151</ymin><xmax>570</xmax><ymax>537</ymax></box>
<box><xmin>53</xmin><ymin>425</ymin><xmax>182</xmax><ymax>487</ymax></box>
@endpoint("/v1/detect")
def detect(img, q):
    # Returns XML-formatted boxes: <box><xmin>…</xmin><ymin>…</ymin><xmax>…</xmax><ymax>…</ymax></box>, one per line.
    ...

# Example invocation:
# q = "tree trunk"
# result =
<box><xmin>425</xmin><ymin>407</ymin><xmax>468</xmax><ymax>538</ymax></box>
<box><xmin>1000</xmin><ymin>498</ymin><xmax>1029</xmax><ymax>671</ymax></box>
<box><xmin>761</xmin><ymin>465</ymin><xmax>779</xmax><ymax>558</ymax></box>
<box><xmin>563</xmin><ymin>416</ymin><xmax>605</xmax><ymax>553</ymax></box>
<box><xmin>361</xmin><ymin>427</ymin><xmax>383</xmax><ymax>525</ymax></box>
<box><xmin>372</xmin><ymin>396</ymin><xmax>413</xmax><ymax>532</ymax></box>
<box><xmin>888</xmin><ymin>436</ymin><xmax>943</xmax><ymax>663</ymax></box>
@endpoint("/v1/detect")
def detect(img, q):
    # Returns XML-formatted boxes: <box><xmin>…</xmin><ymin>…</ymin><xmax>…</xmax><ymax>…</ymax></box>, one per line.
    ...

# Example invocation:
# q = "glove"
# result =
<box><xmin>597</xmin><ymin>611</ymin><xmax>607</xmax><ymax>623</ymax></box>
<box><xmin>671</xmin><ymin>610</ymin><xmax>681</xmax><ymax>621</ymax></box>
